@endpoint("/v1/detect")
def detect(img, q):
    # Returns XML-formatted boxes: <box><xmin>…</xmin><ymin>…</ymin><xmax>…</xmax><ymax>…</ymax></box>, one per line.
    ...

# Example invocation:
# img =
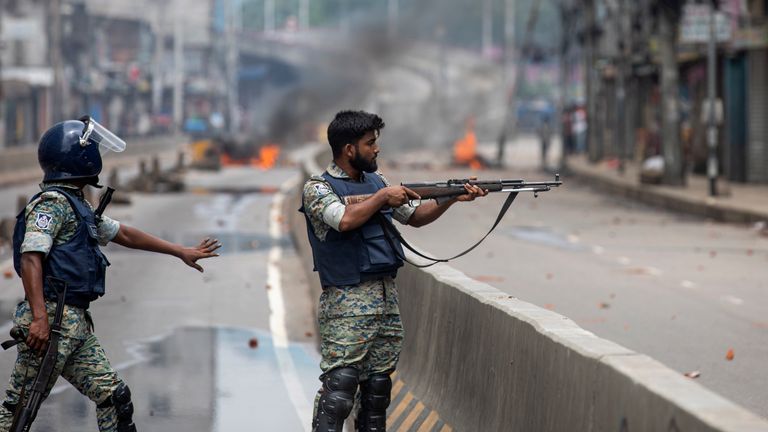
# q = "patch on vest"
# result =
<box><xmin>34</xmin><ymin>212</ymin><xmax>54</xmax><ymax>230</ymax></box>
<box><xmin>313</xmin><ymin>183</ymin><xmax>331</xmax><ymax>196</ymax></box>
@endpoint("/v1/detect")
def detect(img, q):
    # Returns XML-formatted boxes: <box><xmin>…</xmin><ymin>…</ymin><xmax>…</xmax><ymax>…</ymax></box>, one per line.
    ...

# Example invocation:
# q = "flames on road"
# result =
<box><xmin>220</xmin><ymin>144</ymin><xmax>281</xmax><ymax>170</ymax></box>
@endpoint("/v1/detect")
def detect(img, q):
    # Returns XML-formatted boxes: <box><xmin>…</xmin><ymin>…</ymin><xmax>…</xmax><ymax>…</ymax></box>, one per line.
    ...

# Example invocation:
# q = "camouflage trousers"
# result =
<box><xmin>313</xmin><ymin>277</ymin><xmax>405</xmax><ymax>421</ymax></box>
<box><xmin>0</xmin><ymin>301</ymin><xmax>124</xmax><ymax>431</ymax></box>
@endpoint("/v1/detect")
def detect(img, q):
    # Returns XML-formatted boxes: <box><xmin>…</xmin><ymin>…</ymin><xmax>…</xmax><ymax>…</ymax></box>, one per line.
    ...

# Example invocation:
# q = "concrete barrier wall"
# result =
<box><xmin>291</xmin><ymin>144</ymin><xmax>768</xmax><ymax>432</ymax></box>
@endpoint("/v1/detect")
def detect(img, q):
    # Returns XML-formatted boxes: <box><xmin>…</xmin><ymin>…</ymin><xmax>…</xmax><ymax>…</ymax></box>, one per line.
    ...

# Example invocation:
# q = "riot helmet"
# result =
<box><xmin>38</xmin><ymin>116</ymin><xmax>126</xmax><ymax>185</ymax></box>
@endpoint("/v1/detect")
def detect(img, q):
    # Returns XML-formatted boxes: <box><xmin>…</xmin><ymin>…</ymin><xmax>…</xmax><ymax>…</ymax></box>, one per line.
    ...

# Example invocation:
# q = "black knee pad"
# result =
<box><xmin>315</xmin><ymin>367</ymin><xmax>359</xmax><ymax>432</ymax></box>
<box><xmin>360</xmin><ymin>374</ymin><xmax>392</xmax><ymax>411</ymax></box>
<box><xmin>112</xmin><ymin>383</ymin><xmax>137</xmax><ymax>432</ymax></box>
<box><xmin>357</xmin><ymin>374</ymin><xmax>391</xmax><ymax>432</ymax></box>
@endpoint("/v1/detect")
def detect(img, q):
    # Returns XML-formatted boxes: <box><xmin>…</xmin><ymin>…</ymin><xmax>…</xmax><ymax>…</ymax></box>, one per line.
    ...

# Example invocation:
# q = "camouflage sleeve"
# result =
<box><xmin>19</xmin><ymin>193</ymin><xmax>70</xmax><ymax>255</ymax></box>
<box><xmin>375</xmin><ymin>172</ymin><xmax>415</xmax><ymax>225</ymax></box>
<box><xmin>303</xmin><ymin>177</ymin><xmax>343</xmax><ymax>240</ymax></box>
<box><xmin>97</xmin><ymin>215</ymin><xmax>121</xmax><ymax>246</ymax></box>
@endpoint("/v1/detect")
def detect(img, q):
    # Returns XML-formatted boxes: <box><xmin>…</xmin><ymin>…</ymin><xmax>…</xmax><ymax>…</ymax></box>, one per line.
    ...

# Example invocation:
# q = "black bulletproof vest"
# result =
<box><xmin>13</xmin><ymin>187</ymin><xmax>109</xmax><ymax>308</ymax></box>
<box><xmin>301</xmin><ymin>171</ymin><xmax>404</xmax><ymax>287</ymax></box>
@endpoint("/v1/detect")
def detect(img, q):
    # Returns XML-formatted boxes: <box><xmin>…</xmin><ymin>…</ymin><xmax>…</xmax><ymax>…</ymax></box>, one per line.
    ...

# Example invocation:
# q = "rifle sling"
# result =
<box><xmin>377</xmin><ymin>192</ymin><xmax>519</xmax><ymax>267</ymax></box>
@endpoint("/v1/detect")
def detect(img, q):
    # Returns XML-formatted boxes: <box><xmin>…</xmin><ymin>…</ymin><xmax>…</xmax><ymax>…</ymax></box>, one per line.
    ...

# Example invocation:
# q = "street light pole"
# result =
<box><xmin>226</xmin><ymin>0</ymin><xmax>240</xmax><ymax>134</ymax></box>
<box><xmin>172</xmin><ymin>0</ymin><xmax>184</xmax><ymax>130</ymax></box>
<box><xmin>616</xmin><ymin>0</ymin><xmax>627</xmax><ymax>174</ymax></box>
<box><xmin>706</xmin><ymin>0</ymin><xmax>719</xmax><ymax>196</ymax></box>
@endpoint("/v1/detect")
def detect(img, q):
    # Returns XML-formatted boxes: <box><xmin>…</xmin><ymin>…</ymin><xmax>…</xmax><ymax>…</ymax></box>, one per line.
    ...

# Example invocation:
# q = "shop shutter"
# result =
<box><xmin>747</xmin><ymin>49</ymin><xmax>768</xmax><ymax>182</ymax></box>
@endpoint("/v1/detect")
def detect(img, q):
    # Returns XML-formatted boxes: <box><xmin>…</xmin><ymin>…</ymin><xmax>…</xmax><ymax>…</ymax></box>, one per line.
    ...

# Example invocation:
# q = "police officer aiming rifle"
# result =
<box><xmin>0</xmin><ymin>116</ymin><xmax>221</xmax><ymax>431</ymax></box>
<box><xmin>301</xmin><ymin>110</ymin><xmax>489</xmax><ymax>432</ymax></box>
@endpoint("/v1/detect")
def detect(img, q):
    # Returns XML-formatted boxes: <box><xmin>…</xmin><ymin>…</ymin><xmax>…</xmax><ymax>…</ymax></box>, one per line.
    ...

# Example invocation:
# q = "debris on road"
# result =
<box><xmin>248</xmin><ymin>337</ymin><xmax>259</xmax><ymax>349</ymax></box>
<box><xmin>726</xmin><ymin>348</ymin><xmax>735</xmax><ymax>361</ymax></box>
<box><xmin>684</xmin><ymin>371</ymin><xmax>701</xmax><ymax>379</ymax></box>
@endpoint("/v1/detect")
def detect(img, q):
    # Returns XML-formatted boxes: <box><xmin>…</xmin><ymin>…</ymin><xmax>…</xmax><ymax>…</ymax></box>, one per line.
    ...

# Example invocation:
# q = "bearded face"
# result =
<box><xmin>350</xmin><ymin>146</ymin><xmax>378</xmax><ymax>173</ymax></box>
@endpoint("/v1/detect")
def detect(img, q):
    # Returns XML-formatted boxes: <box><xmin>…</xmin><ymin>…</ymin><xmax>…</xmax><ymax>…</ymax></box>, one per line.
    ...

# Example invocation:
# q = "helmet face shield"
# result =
<box><xmin>79</xmin><ymin>116</ymin><xmax>126</xmax><ymax>156</ymax></box>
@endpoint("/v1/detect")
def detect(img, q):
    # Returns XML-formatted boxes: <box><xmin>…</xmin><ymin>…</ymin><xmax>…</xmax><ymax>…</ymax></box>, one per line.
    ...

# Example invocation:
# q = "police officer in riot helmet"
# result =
<box><xmin>0</xmin><ymin>116</ymin><xmax>222</xmax><ymax>431</ymax></box>
<box><xmin>302</xmin><ymin>110</ymin><xmax>487</xmax><ymax>432</ymax></box>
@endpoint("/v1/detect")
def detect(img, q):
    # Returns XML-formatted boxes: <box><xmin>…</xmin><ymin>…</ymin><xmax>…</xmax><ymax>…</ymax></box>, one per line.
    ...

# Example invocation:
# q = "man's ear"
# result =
<box><xmin>344</xmin><ymin>143</ymin><xmax>355</xmax><ymax>158</ymax></box>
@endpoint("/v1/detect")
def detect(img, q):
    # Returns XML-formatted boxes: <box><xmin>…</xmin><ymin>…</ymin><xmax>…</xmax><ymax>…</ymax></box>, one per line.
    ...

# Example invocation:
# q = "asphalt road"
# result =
<box><xmin>385</xmin><ymin>136</ymin><xmax>768</xmax><ymax>419</ymax></box>
<box><xmin>0</xmin><ymin>166</ymin><xmax>319</xmax><ymax>431</ymax></box>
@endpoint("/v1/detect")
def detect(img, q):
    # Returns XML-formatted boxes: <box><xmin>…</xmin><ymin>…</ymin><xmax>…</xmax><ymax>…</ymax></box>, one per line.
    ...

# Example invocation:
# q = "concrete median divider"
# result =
<box><xmin>290</xmin><ymin>144</ymin><xmax>768</xmax><ymax>432</ymax></box>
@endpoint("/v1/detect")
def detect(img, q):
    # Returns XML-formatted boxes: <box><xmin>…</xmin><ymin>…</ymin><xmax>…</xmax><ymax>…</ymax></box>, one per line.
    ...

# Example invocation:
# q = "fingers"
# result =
<box><xmin>193</xmin><ymin>263</ymin><xmax>204</xmax><ymax>273</ymax></box>
<box><xmin>402</xmin><ymin>186</ymin><xmax>421</xmax><ymax>200</ymax></box>
<box><xmin>26</xmin><ymin>334</ymin><xmax>47</xmax><ymax>353</ymax></box>
<box><xmin>199</xmin><ymin>237</ymin><xmax>217</xmax><ymax>249</ymax></box>
<box><xmin>459</xmin><ymin>184</ymin><xmax>488</xmax><ymax>201</ymax></box>
<box><xmin>197</xmin><ymin>237</ymin><xmax>222</xmax><ymax>254</ymax></box>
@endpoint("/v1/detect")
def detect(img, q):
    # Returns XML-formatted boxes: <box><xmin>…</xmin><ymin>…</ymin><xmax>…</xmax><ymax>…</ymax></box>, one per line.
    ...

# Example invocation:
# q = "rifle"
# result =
<box><xmin>2</xmin><ymin>277</ymin><xmax>68</xmax><ymax>432</ymax></box>
<box><xmin>94</xmin><ymin>187</ymin><xmax>115</xmax><ymax>223</ymax></box>
<box><xmin>360</xmin><ymin>175</ymin><xmax>563</xmax><ymax>267</ymax></box>
<box><xmin>343</xmin><ymin>175</ymin><xmax>562</xmax><ymax>205</ymax></box>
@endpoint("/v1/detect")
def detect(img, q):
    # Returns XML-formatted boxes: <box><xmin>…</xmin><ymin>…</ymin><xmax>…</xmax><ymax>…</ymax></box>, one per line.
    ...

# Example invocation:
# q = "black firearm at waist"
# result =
<box><xmin>342</xmin><ymin>175</ymin><xmax>562</xmax><ymax>205</ymax></box>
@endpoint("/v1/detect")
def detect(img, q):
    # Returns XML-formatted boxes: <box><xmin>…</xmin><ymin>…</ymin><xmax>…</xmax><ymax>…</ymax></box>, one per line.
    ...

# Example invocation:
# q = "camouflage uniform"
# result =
<box><xmin>0</xmin><ymin>183</ymin><xmax>124</xmax><ymax>432</ymax></box>
<box><xmin>303</xmin><ymin>163</ymin><xmax>415</xmax><ymax>415</ymax></box>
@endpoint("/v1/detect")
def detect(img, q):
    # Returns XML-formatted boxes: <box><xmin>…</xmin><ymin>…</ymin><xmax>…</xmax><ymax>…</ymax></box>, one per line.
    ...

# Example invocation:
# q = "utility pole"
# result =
<box><xmin>172</xmin><ymin>0</ymin><xmax>184</xmax><ymax>130</ymax></box>
<box><xmin>152</xmin><ymin>0</ymin><xmax>168</xmax><ymax>118</ymax></box>
<box><xmin>706</xmin><ymin>0</ymin><xmax>719</xmax><ymax>195</ymax></box>
<box><xmin>0</xmin><ymin>0</ymin><xmax>5</xmax><ymax>149</ymax></box>
<box><xmin>225</xmin><ymin>0</ymin><xmax>240</xmax><ymax>134</ymax></box>
<box><xmin>387</xmin><ymin>0</ymin><xmax>399</xmax><ymax>40</ymax></box>
<box><xmin>585</xmin><ymin>0</ymin><xmax>601</xmax><ymax>163</ymax></box>
<box><xmin>616</xmin><ymin>0</ymin><xmax>627</xmax><ymax>174</ymax></box>
<box><xmin>496</xmin><ymin>0</ymin><xmax>515</xmax><ymax>166</ymax></box>
<box><xmin>504</xmin><ymin>0</ymin><xmax>515</xmax><ymax>84</ymax></box>
<box><xmin>557</xmin><ymin>0</ymin><xmax>570</xmax><ymax>173</ymax></box>
<box><xmin>496</xmin><ymin>0</ymin><xmax>541</xmax><ymax>167</ymax></box>
<box><xmin>50</xmin><ymin>0</ymin><xmax>64</xmax><ymax>123</ymax></box>
<box><xmin>658</xmin><ymin>3</ymin><xmax>684</xmax><ymax>185</ymax></box>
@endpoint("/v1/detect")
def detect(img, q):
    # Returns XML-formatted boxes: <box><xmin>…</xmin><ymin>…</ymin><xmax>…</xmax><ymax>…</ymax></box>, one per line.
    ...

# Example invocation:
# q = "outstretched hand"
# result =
<box><xmin>179</xmin><ymin>237</ymin><xmax>222</xmax><ymax>272</ymax></box>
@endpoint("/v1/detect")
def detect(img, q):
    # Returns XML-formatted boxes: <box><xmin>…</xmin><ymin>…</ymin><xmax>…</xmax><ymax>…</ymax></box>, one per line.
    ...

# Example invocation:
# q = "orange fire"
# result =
<box><xmin>453</xmin><ymin>118</ymin><xmax>484</xmax><ymax>169</ymax></box>
<box><xmin>253</xmin><ymin>144</ymin><xmax>280</xmax><ymax>170</ymax></box>
<box><xmin>219</xmin><ymin>144</ymin><xmax>281</xmax><ymax>169</ymax></box>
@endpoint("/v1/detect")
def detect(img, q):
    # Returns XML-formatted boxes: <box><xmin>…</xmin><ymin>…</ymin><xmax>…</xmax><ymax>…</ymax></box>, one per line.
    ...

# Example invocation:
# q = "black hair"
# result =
<box><xmin>327</xmin><ymin>110</ymin><xmax>385</xmax><ymax>158</ymax></box>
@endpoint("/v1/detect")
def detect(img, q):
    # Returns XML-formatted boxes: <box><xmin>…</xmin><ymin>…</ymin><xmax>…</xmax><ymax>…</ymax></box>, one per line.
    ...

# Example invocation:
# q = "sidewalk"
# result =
<box><xmin>568</xmin><ymin>155</ymin><xmax>768</xmax><ymax>225</ymax></box>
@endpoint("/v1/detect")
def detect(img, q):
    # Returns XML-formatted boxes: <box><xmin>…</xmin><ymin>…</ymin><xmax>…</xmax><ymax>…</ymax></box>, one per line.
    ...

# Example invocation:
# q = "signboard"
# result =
<box><xmin>1</xmin><ymin>18</ymin><xmax>38</xmax><ymax>40</ymax></box>
<box><xmin>732</xmin><ymin>24</ymin><xmax>768</xmax><ymax>49</ymax></box>
<box><xmin>680</xmin><ymin>4</ymin><xmax>732</xmax><ymax>44</ymax></box>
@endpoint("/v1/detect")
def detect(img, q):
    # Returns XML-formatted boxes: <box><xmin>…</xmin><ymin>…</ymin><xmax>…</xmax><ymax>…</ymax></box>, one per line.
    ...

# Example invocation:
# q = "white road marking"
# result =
<box><xmin>646</xmin><ymin>266</ymin><xmax>662</xmax><ymax>276</ymax></box>
<box><xmin>266</xmin><ymin>176</ymin><xmax>312</xmax><ymax>431</ymax></box>
<box><xmin>680</xmin><ymin>280</ymin><xmax>697</xmax><ymax>289</ymax></box>
<box><xmin>721</xmin><ymin>295</ymin><xmax>744</xmax><ymax>306</ymax></box>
